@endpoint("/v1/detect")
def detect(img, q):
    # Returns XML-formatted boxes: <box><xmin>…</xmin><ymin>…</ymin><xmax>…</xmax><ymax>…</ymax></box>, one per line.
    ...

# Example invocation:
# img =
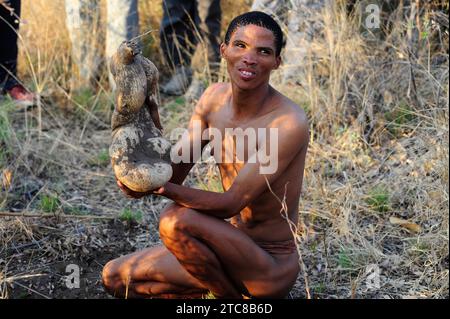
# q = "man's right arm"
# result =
<box><xmin>167</xmin><ymin>85</ymin><xmax>218</xmax><ymax>185</ymax></box>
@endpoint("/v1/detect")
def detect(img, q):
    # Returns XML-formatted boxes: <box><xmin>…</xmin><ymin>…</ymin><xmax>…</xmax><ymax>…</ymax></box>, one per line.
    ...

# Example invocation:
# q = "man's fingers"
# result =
<box><xmin>117</xmin><ymin>180</ymin><xmax>130</xmax><ymax>193</ymax></box>
<box><xmin>116</xmin><ymin>180</ymin><xmax>132</xmax><ymax>196</ymax></box>
<box><xmin>116</xmin><ymin>178</ymin><xmax>150</xmax><ymax>199</ymax></box>
<box><xmin>153</xmin><ymin>186</ymin><xmax>165</xmax><ymax>195</ymax></box>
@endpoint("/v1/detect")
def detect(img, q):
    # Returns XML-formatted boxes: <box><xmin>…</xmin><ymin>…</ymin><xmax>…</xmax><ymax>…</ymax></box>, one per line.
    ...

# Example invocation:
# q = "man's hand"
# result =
<box><xmin>116</xmin><ymin>179</ymin><xmax>164</xmax><ymax>199</ymax></box>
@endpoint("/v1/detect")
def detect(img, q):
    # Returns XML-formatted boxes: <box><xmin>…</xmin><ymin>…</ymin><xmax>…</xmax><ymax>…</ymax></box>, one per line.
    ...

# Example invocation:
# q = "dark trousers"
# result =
<box><xmin>0</xmin><ymin>0</ymin><xmax>21</xmax><ymax>92</ymax></box>
<box><xmin>160</xmin><ymin>0</ymin><xmax>221</xmax><ymax>70</ymax></box>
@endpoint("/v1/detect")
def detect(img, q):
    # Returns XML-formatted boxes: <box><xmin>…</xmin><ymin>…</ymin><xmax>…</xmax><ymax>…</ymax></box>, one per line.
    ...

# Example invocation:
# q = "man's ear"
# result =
<box><xmin>220</xmin><ymin>42</ymin><xmax>227</xmax><ymax>59</ymax></box>
<box><xmin>273</xmin><ymin>55</ymin><xmax>281</xmax><ymax>70</ymax></box>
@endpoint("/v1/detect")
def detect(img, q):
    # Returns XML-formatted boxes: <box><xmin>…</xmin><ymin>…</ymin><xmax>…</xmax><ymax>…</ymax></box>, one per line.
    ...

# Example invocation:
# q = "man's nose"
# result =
<box><xmin>242</xmin><ymin>52</ymin><xmax>257</xmax><ymax>65</ymax></box>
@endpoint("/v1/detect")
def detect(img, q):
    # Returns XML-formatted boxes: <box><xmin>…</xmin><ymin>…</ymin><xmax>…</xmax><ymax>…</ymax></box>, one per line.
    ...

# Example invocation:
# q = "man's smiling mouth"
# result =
<box><xmin>238</xmin><ymin>68</ymin><xmax>256</xmax><ymax>79</ymax></box>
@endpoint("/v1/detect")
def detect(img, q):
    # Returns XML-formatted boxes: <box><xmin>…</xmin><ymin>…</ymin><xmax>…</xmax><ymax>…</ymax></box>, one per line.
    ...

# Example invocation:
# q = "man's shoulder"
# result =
<box><xmin>271</xmin><ymin>92</ymin><xmax>309</xmax><ymax>133</ymax></box>
<box><xmin>195</xmin><ymin>82</ymin><xmax>230</xmax><ymax>114</ymax></box>
<box><xmin>201</xmin><ymin>82</ymin><xmax>230</xmax><ymax>102</ymax></box>
<box><xmin>269</xmin><ymin>96</ymin><xmax>310</xmax><ymax>151</ymax></box>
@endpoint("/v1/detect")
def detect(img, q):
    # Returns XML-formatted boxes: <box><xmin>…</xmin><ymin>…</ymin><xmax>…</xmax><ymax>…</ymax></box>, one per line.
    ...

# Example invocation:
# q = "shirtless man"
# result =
<box><xmin>102</xmin><ymin>11</ymin><xmax>309</xmax><ymax>299</ymax></box>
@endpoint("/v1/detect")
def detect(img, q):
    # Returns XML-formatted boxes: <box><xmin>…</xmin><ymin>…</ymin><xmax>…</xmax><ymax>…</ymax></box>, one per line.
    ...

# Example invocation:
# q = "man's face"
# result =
<box><xmin>220</xmin><ymin>24</ymin><xmax>281</xmax><ymax>91</ymax></box>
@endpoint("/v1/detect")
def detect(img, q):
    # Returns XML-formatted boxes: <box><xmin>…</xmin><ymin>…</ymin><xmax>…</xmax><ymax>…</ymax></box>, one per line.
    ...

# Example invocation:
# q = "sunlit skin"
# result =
<box><xmin>102</xmin><ymin>24</ymin><xmax>309</xmax><ymax>299</ymax></box>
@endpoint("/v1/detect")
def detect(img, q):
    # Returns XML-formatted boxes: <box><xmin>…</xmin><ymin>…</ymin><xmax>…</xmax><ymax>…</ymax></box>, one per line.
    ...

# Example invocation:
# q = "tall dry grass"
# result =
<box><xmin>281</xmin><ymin>1</ymin><xmax>449</xmax><ymax>298</ymax></box>
<box><xmin>0</xmin><ymin>0</ymin><xmax>448</xmax><ymax>299</ymax></box>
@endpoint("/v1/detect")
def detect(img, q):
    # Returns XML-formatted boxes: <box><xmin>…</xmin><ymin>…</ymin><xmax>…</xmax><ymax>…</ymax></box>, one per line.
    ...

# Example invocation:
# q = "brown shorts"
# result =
<box><xmin>256</xmin><ymin>239</ymin><xmax>297</xmax><ymax>255</ymax></box>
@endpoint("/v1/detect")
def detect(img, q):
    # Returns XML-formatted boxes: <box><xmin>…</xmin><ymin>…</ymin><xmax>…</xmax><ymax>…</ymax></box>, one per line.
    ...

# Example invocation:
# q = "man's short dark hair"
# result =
<box><xmin>224</xmin><ymin>11</ymin><xmax>285</xmax><ymax>57</ymax></box>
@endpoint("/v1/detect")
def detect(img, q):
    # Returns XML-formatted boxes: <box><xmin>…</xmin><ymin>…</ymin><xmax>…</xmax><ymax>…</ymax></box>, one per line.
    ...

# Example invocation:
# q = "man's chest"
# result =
<box><xmin>206</xmin><ymin>110</ymin><xmax>276</xmax><ymax>161</ymax></box>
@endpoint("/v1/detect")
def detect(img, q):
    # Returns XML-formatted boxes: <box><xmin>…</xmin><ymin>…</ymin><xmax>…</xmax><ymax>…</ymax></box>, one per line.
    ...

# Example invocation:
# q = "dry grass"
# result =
<box><xmin>0</xmin><ymin>0</ymin><xmax>448</xmax><ymax>299</ymax></box>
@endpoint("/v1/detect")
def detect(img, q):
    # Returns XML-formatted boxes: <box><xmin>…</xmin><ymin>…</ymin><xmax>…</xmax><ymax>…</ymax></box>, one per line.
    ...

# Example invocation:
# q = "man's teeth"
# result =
<box><xmin>241</xmin><ymin>71</ymin><xmax>254</xmax><ymax>76</ymax></box>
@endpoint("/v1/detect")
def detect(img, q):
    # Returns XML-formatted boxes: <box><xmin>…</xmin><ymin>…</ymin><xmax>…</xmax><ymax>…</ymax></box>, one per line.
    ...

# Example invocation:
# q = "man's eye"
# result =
<box><xmin>236</xmin><ymin>43</ymin><xmax>245</xmax><ymax>48</ymax></box>
<box><xmin>260</xmin><ymin>49</ymin><xmax>270</xmax><ymax>55</ymax></box>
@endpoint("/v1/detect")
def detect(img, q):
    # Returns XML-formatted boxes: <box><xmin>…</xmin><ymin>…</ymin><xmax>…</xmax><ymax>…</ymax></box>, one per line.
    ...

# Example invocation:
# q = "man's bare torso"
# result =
<box><xmin>201</xmin><ymin>83</ymin><xmax>308</xmax><ymax>242</ymax></box>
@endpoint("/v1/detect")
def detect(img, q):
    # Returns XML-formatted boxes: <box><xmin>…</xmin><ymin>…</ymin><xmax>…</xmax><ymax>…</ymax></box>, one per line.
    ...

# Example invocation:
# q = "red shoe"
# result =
<box><xmin>6</xmin><ymin>84</ymin><xmax>36</xmax><ymax>107</ymax></box>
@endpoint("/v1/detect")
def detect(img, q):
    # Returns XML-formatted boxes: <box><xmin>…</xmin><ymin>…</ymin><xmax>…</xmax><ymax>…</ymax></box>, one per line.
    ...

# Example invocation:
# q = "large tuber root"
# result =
<box><xmin>109</xmin><ymin>40</ymin><xmax>172</xmax><ymax>193</ymax></box>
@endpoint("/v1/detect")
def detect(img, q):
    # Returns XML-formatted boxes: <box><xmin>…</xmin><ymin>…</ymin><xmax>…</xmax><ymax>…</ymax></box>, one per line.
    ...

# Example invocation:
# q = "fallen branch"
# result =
<box><xmin>0</xmin><ymin>211</ymin><xmax>115</xmax><ymax>220</ymax></box>
<box><xmin>1</xmin><ymin>273</ymin><xmax>47</xmax><ymax>284</ymax></box>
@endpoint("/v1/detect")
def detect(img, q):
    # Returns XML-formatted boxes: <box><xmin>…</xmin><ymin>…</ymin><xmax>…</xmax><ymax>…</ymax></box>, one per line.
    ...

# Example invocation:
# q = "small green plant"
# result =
<box><xmin>337</xmin><ymin>247</ymin><xmax>353</xmax><ymax>269</ymax></box>
<box><xmin>0</xmin><ymin>105</ymin><xmax>11</xmax><ymax>141</ymax></box>
<box><xmin>73</xmin><ymin>88</ymin><xmax>95</xmax><ymax>107</ymax></box>
<box><xmin>166</xmin><ymin>97</ymin><xmax>186</xmax><ymax>113</ymax></box>
<box><xmin>97</xmin><ymin>149</ymin><xmax>110</xmax><ymax>165</ymax></box>
<box><xmin>65</xmin><ymin>206</ymin><xmax>90</xmax><ymax>216</ymax></box>
<box><xmin>408</xmin><ymin>238</ymin><xmax>430</xmax><ymax>257</ymax></box>
<box><xmin>384</xmin><ymin>101</ymin><xmax>415</xmax><ymax>136</ymax></box>
<box><xmin>0</xmin><ymin>100</ymin><xmax>14</xmax><ymax>167</ymax></box>
<box><xmin>88</xmin><ymin>149</ymin><xmax>110</xmax><ymax>167</ymax></box>
<box><xmin>119</xmin><ymin>208</ymin><xmax>143</xmax><ymax>223</ymax></box>
<box><xmin>312</xmin><ymin>282</ymin><xmax>326</xmax><ymax>295</ymax></box>
<box><xmin>39</xmin><ymin>195</ymin><xmax>60</xmax><ymax>213</ymax></box>
<box><xmin>366</xmin><ymin>185</ymin><xmax>390</xmax><ymax>212</ymax></box>
<box><xmin>309</xmin><ymin>240</ymin><xmax>318</xmax><ymax>252</ymax></box>
<box><xmin>174</xmin><ymin>97</ymin><xmax>185</xmax><ymax>105</ymax></box>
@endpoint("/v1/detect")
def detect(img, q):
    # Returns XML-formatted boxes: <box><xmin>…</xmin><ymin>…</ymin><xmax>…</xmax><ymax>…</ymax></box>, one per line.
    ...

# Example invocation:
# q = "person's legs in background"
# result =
<box><xmin>197</xmin><ymin>0</ymin><xmax>221</xmax><ymax>79</ymax></box>
<box><xmin>0</xmin><ymin>0</ymin><xmax>34</xmax><ymax>106</ymax></box>
<box><xmin>0</xmin><ymin>0</ymin><xmax>20</xmax><ymax>93</ymax></box>
<box><xmin>65</xmin><ymin>0</ymin><xmax>140</xmax><ymax>92</ymax></box>
<box><xmin>159</xmin><ymin>0</ymin><xmax>197</xmax><ymax>95</ymax></box>
<box><xmin>184</xmin><ymin>0</ymin><xmax>221</xmax><ymax>102</ymax></box>
<box><xmin>105</xmin><ymin>0</ymin><xmax>140</xmax><ymax>89</ymax></box>
<box><xmin>64</xmin><ymin>0</ymin><xmax>102</xmax><ymax>92</ymax></box>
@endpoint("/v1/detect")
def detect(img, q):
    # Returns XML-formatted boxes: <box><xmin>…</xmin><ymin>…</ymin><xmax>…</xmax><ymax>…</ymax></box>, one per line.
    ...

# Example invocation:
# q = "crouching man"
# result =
<box><xmin>102</xmin><ymin>11</ymin><xmax>309</xmax><ymax>299</ymax></box>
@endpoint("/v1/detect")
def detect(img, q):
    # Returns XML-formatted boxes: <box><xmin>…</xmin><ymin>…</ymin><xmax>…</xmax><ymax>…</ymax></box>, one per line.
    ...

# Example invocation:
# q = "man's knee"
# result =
<box><xmin>159</xmin><ymin>204</ymin><xmax>196</xmax><ymax>239</ymax></box>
